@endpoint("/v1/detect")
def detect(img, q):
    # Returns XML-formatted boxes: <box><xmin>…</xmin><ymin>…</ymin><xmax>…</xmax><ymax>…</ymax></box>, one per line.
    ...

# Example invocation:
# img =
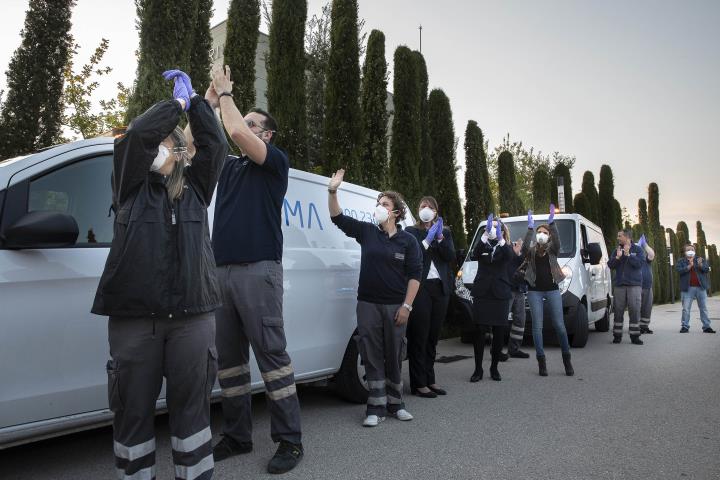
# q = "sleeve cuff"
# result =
<box><xmin>422</xmin><ymin>239</ymin><xmax>430</xmax><ymax>250</ymax></box>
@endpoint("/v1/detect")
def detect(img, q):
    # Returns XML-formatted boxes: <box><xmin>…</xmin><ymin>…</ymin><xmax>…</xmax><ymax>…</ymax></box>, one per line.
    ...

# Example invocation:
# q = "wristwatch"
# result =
<box><xmin>402</xmin><ymin>303</ymin><xmax>413</xmax><ymax>312</ymax></box>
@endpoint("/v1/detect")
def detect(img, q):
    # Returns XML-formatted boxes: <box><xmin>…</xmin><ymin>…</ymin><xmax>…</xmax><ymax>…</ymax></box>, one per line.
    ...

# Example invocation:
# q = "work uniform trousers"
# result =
<box><xmin>215</xmin><ymin>262</ymin><xmax>302</xmax><ymax>446</ymax></box>
<box><xmin>407</xmin><ymin>280</ymin><xmax>449</xmax><ymax>390</ymax></box>
<box><xmin>640</xmin><ymin>288</ymin><xmax>653</xmax><ymax>328</ymax></box>
<box><xmin>613</xmin><ymin>285</ymin><xmax>642</xmax><ymax>338</ymax></box>
<box><xmin>508</xmin><ymin>290</ymin><xmax>527</xmax><ymax>352</ymax></box>
<box><xmin>107</xmin><ymin>313</ymin><xmax>217</xmax><ymax>480</ymax></box>
<box><xmin>356</xmin><ymin>301</ymin><xmax>407</xmax><ymax>417</ymax></box>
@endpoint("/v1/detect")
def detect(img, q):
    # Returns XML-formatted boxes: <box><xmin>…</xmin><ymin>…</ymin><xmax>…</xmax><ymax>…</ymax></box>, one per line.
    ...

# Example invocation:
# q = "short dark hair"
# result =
<box><xmin>377</xmin><ymin>191</ymin><xmax>407</xmax><ymax>224</ymax></box>
<box><xmin>619</xmin><ymin>228</ymin><xmax>633</xmax><ymax>239</ymax></box>
<box><xmin>684</xmin><ymin>243</ymin><xmax>695</xmax><ymax>251</ymax></box>
<box><xmin>250</xmin><ymin>107</ymin><xmax>278</xmax><ymax>143</ymax></box>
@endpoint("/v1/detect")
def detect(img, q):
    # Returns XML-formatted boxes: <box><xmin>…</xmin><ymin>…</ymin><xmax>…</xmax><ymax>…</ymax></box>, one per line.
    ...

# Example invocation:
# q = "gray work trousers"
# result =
<box><xmin>356</xmin><ymin>301</ymin><xmax>407</xmax><ymax>417</ymax></box>
<box><xmin>215</xmin><ymin>262</ymin><xmax>302</xmax><ymax>445</ymax></box>
<box><xmin>613</xmin><ymin>285</ymin><xmax>642</xmax><ymax>338</ymax></box>
<box><xmin>107</xmin><ymin>313</ymin><xmax>217</xmax><ymax>480</ymax></box>
<box><xmin>508</xmin><ymin>290</ymin><xmax>527</xmax><ymax>352</ymax></box>
<box><xmin>640</xmin><ymin>288</ymin><xmax>653</xmax><ymax>327</ymax></box>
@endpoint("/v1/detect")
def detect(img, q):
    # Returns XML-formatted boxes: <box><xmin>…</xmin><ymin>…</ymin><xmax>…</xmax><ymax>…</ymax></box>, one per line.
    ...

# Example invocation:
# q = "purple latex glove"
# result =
<box><xmin>638</xmin><ymin>234</ymin><xmax>647</xmax><ymax>249</ymax></box>
<box><xmin>436</xmin><ymin>217</ymin><xmax>444</xmax><ymax>239</ymax></box>
<box><xmin>548</xmin><ymin>203</ymin><xmax>556</xmax><ymax>224</ymax></box>
<box><xmin>162</xmin><ymin>71</ymin><xmax>190</xmax><ymax>111</ymax></box>
<box><xmin>162</xmin><ymin>69</ymin><xmax>195</xmax><ymax>97</ymax></box>
<box><xmin>527</xmin><ymin>210</ymin><xmax>534</xmax><ymax>229</ymax></box>
<box><xmin>427</xmin><ymin>220</ymin><xmax>440</xmax><ymax>242</ymax></box>
<box><xmin>495</xmin><ymin>221</ymin><xmax>503</xmax><ymax>241</ymax></box>
<box><xmin>485</xmin><ymin>214</ymin><xmax>494</xmax><ymax>234</ymax></box>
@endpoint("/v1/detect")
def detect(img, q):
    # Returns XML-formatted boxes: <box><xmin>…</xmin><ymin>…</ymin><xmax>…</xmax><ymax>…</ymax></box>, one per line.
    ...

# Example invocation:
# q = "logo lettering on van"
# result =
<box><xmin>283</xmin><ymin>199</ymin><xmax>324</xmax><ymax>230</ymax></box>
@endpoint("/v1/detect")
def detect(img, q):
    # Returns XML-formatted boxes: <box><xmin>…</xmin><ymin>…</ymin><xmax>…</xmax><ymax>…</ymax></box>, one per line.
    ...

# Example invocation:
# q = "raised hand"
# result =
<box><xmin>528</xmin><ymin>210</ymin><xmax>534</xmax><ymax>229</ymax></box>
<box><xmin>205</xmin><ymin>83</ymin><xmax>219</xmax><ymax>109</ymax></box>
<box><xmin>512</xmin><ymin>239</ymin><xmax>523</xmax><ymax>255</ymax></box>
<box><xmin>436</xmin><ymin>217</ymin><xmax>444</xmax><ymax>240</ymax></box>
<box><xmin>638</xmin><ymin>234</ymin><xmax>647</xmax><ymax>249</ymax></box>
<box><xmin>486</xmin><ymin>214</ymin><xmax>494</xmax><ymax>234</ymax></box>
<box><xmin>212</xmin><ymin>64</ymin><xmax>233</xmax><ymax>95</ymax></box>
<box><xmin>163</xmin><ymin>72</ymin><xmax>190</xmax><ymax>111</ymax></box>
<box><xmin>329</xmin><ymin>169</ymin><xmax>345</xmax><ymax>191</ymax></box>
<box><xmin>548</xmin><ymin>204</ymin><xmax>556</xmax><ymax>224</ymax></box>
<box><xmin>162</xmin><ymin>69</ymin><xmax>195</xmax><ymax>97</ymax></box>
<box><xmin>426</xmin><ymin>221</ymin><xmax>440</xmax><ymax>242</ymax></box>
<box><xmin>616</xmin><ymin>245</ymin><xmax>623</xmax><ymax>259</ymax></box>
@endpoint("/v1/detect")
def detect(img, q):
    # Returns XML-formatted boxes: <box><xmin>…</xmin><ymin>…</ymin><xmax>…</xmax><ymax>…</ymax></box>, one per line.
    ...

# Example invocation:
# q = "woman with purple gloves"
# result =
<box><xmin>522</xmin><ymin>205</ymin><xmax>574</xmax><ymax>377</ymax></box>
<box><xmin>469</xmin><ymin>215</ymin><xmax>514</xmax><ymax>382</ymax></box>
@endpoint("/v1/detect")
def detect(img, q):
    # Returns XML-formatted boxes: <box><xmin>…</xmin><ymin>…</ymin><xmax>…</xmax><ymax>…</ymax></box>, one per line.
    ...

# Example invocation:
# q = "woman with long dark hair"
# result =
<box><xmin>92</xmin><ymin>71</ymin><xmax>227</xmax><ymax>479</ymax></box>
<box><xmin>522</xmin><ymin>204</ymin><xmax>574</xmax><ymax>377</ymax></box>
<box><xmin>405</xmin><ymin>196</ymin><xmax>455</xmax><ymax>397</ymax></box>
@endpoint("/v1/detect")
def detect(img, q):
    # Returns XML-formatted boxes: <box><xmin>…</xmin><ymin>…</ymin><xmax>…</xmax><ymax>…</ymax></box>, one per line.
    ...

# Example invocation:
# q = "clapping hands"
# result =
<box><xmin>426</xmin><ymin>217</ymin><xmax>444</xmax><ymax>242</ymax></box>
<box><xmin>162</xmin><ymin>70</ymin><xmax>194</xmax><ymax>111</ymax></box>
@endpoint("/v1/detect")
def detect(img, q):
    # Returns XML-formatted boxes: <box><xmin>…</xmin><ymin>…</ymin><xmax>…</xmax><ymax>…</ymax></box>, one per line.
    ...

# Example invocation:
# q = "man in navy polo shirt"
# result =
<box><xmin>209</xmin><ymin>65</ymin><xmax>303</xmax><ymax>475</ymax></box>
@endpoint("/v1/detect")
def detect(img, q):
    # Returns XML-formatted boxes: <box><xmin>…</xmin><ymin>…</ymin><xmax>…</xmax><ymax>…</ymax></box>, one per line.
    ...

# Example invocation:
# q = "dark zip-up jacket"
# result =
<box><xmin>405</xmin><ymin>225</ymin><xmax>456</xmax><ymax>296</ymax></box>
<box><xmin>608</xmin><ymin>242</ymin><xmax>645</xmax><ymax>287</ymax></box>
<box><xmin>92</xmin><ymin>96</ymin><xmax>227</xmax><ymax>318</ymax></box>
<box><xmin>676</xmin><ymin>257</ymin><xmax>710</xmax><ymax>291</ymax></box>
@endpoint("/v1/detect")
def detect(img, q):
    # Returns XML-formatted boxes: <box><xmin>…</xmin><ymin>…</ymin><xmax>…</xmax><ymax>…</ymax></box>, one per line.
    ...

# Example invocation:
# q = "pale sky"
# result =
<box><xmin>1</xmin><ymin>0</ymin><xmax>718</xmax><ymax>245</ymax></box>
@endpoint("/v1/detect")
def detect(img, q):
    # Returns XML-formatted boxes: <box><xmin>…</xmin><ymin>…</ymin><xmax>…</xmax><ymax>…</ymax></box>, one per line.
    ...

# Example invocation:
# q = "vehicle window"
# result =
<box><xmin>587</xmin><ymin>227</ymin><xmax>606</xmax><ymax>252</ymax></box>
<box><xmin>28</xmin><ymin>155</ymin><xmax>113</xmax><ymax>245</ymax></box>
<box><xmin>469</xmin><ymin>219</ymin><xmax>577</xmax><ymax>258</ymax></box>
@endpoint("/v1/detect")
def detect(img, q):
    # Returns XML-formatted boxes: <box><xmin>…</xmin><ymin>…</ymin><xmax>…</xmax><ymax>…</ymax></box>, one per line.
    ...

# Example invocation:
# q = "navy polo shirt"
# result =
<box><xmin>641</xmin><ymin>256</ymin><xmax>653</xmax><ymax>289</ymax></box>
<box><xmin>212</xmin><ymin>143</ymin><xmax>289</xmax><ymax>265</ymax></box>
<box><xmin>331</xmin><ymin>213</ymin><xmax>423</xmax><ymax>305</ymax></box>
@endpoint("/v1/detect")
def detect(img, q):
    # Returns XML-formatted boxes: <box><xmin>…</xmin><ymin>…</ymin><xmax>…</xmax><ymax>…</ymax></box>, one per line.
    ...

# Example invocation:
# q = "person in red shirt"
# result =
<box><xmin>676</xmin><ymin>244</ymin><xmax>715</xmax><ymax>333</ymax></box>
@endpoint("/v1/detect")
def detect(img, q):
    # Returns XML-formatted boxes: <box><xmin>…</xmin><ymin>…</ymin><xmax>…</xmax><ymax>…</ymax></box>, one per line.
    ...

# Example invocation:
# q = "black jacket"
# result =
<box><xmin>92</xmin><ymin>97</ymin><xmax>227</xmax><ymax>318</ymax></box>
<box><xmin>470</xmin><ymin>237</ymin><xmax>513</xmax><ymax>301</ymax></box>
<box><xmin>405</xmin><ymin>225</ymin><xmax>456</xmax><ymax>296</ymax></box>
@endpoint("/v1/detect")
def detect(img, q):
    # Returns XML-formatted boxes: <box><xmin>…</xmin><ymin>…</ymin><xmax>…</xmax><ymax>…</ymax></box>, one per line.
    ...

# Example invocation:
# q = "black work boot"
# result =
<box><xmin>612</xmin><ymin>335</ymin><xmax>622</xmax><ymax>344</ymax></box>
<box><xmin>562</xmin><ymin>352</ymin><xmax>574</xmax><ymax>376</ymax></box>
<box><xmin>640</xmin><ymin>326</ymin><xmax>654</xmax><ymax>334</ymax></box>
<box><xmin>267</xmin><ymin>440</ymin><xmax>304</xmax><ymax>474</ymax></box>
<box><xmin>213</xmin><ymin>436</ymin><xmax>253</xmax><ymax>462</ymax></box>
<box><xmin>537</xmin><ymin>355</ymin><xmax>548</xmax><ymax>377</ymax></box>
<box><xmin>630</xmin><ymin>335</ymin><xmax>644</xmax><ymax>345</ymax></box>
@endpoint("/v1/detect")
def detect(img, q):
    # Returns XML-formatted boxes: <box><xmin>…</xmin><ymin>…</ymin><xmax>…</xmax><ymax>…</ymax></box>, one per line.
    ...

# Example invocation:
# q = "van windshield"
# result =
<box><xmin>469</xmin><ymin>219</ymin><xmax>576</xmax><ymax>259</ymax></box>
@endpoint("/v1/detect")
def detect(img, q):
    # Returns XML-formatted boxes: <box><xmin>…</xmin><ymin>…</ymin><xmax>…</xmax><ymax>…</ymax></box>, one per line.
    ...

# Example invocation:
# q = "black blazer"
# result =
<box><xmin>405</xmin><ymin>226</ymin><xmax>456</xmax><ymax>296</ymax></box>
<box><xmin>470</xmin><ymin>238</ymin><xmax>513</xmax><ymax>301</ymax></box>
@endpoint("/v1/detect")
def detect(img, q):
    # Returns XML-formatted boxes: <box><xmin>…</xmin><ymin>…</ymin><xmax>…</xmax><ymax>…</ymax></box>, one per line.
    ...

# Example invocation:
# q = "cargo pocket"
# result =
<box><xmin>205</xmin><ymin>347</ymin><xmax>218</xmax><ymax>396</ymax></box>
<box><xmin>262</xmin><ymin>316</ymin><xmax>287</xmax><ymax>354</ymax></box>
<box><xmin>106</xmin><ymin>360</ymin><xmax>123</xmax><ymax>413</ymax></box>
<box><xmin>400</xmin><ymin>337</ymin><xmax>408</xmax><ymax>362</ymax></box>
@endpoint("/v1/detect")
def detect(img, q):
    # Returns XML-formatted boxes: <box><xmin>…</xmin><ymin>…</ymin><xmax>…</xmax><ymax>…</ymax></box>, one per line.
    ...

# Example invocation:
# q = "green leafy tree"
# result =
<box><xmin>581</xmin><ymin>171</ymin><xmax>600</xmax><ymax>224</ymax></box>
<box><xmin>187</xmin><ymin>0</ymin><xmax>212</xmax><ymax>92</ymax></box>
<box><xmin>323</xmin><ymin>0</ymin><xmax>361</xmax><ymax>180</ymax></box>
<box><xmin>532</xmin><ymin>163</ymin><xmax>552</xmax><ymax>212</ymax></box>
<box><xmin>463</xmin><ymin>121</ymin><xmax>495</xmax><ymax>240</ymax></box>
<box><xmin>648</xmin><ymin>183</ymin><xmax>668</xmax><ymax>302</ymax></box>
<box><xmin>413</xmin><ymin>51</ymin><xmax>432</xmax><ymax>196</ymax></box>
<box><xmin>389</xmin><ymin>46</ymin><xmax>421</xmax><ymax>205</ymax></box>
<box><xmin>0</xmin><ymin>0</ymin><xmax>74</xmax><ymax>159</ymax></box>
<box><xmin>551</xmin><ymin>159</ymin><xmax>574</xmax><ymax>213</ymax></box>
<box><xmin>359</xmin><ymin>29</ymin><xmax>389</xmax><ymax>190</ymax></box>
<box><xmin>305</xmin><ymin>2</ymin><xmax>331</xmax><ymax>173</ymax></box>
<box><xmin>267</xmin><ymin>0</ymin><xmax>308</xmax><ymax>169</ymax></box>
<box><xmin>573</xmin><ymin>192</ymin><xmax>590</xmax><ymax>219</ymax></box>
<box><xmin>598</xmin><ymin>165</ymin><xmax>618</xmax><ymax>249</ymax></box>
<box><xmin>224</xmin><ymin>0</ymin><xmax>260</xmax><ymax>114</ymax></box>
<box><xmin>497</xmin><ymin>150</ymin><xmax>522</xmax><ymax>215</ymax></box>
<box><xmin>428</xmin><ymin>89</ymin><xmax>465</xmax><ymax>248</ymax></box>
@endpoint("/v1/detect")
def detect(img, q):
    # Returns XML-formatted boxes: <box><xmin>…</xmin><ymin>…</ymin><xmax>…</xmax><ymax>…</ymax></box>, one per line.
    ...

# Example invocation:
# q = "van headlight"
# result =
<box><xmin>559</xmin><ymin>266</ymin><xmax>573</xmax><ymax>294</ymax></box>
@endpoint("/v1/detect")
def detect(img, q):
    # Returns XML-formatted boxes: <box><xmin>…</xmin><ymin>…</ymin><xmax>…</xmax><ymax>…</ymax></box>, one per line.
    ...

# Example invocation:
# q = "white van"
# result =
<box><xmin>453</xmin><ymin>213</ymin><xmax>613</xmax><ymax>347</ymax></box>
<box><xmin>0</xmin><ymin>137</ymin><xmax>399</xmax><ymax>448</ymax></box>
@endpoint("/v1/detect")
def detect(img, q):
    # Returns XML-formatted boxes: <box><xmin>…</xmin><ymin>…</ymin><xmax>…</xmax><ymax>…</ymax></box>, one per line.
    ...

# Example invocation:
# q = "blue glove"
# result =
<box><xmin>495</xmin><ymin>221</ymin><xmax>503</xmax><ymax>241</ymax></box>
<box><xmin>527</xmin><ymin>210</ymin><xmax>534</xmax><ymax>229</ymax></box>
<box><xmin>427</xmin><ymin>221</ymin><xmax>440</xmax><ymax>242</ymax></box>
<box><xmin>638</xmin><ymin>234</ymin><xmax>647</xmax><ymax>249</ymax></box>
<box><xmin>162</xmin><ymin>69</ymin><xmax>195</xmax><ymax>96</ymax></box>
<box><xmin>548</xmin><ymin>203</ymin><xmax>556</xmax><ymax>224</ymax></box>
<box><xmin>485</xmin><ymin>214</ymin><xmax>494</xmax><ymax>234</ymax></box>
<box><xmin>436</xmin><ymin>217</ymin><xmax>444</xmax><ymax>239</ymax></box>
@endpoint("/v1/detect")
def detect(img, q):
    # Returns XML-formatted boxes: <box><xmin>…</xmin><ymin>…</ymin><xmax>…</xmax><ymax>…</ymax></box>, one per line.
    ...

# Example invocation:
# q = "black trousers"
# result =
<box><xmin>407</xmin><ymin>280</ymin><xmax>450</xmax><ymax>389</ymax></box>
<box><xmin>472</xmin><ymin>325</ymin><xmax>508</xmax><ymax>369</ymax></box>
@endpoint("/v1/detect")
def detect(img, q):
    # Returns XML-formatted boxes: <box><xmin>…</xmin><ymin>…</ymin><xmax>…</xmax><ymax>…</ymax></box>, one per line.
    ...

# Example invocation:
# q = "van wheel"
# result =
<box><xmin>595</xmin><ymin>299</ymin><xmax>610</xmax><ymax>332</ymax></box>
<box><xmin>335</xmin><ymin>335</ymin><xmax>369</xmax><ymax>404</ymax></box>
<box><xmin>570</xmin><ymin>303</ymin><xmax>589</xmax><ymax>348</ymax></box>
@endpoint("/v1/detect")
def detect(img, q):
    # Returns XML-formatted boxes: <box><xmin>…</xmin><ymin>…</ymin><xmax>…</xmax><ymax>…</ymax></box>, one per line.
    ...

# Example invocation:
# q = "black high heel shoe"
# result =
<box><xmin>469</xmin><ymin>369</ymin><xmax>483</xmax><ymax>383</ymax></box>
<box><xmin>411</xmin><ymin>387</ymin><xmax>437</xmax><ymax>398</ymax></box>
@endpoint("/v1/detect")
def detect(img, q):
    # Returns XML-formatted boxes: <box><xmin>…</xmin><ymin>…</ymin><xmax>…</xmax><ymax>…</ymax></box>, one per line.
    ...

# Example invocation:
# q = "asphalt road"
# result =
<box><xmin>2</xmin><ymin>297</ymin><xmax>719</xmax><ymax>480</ymax></box>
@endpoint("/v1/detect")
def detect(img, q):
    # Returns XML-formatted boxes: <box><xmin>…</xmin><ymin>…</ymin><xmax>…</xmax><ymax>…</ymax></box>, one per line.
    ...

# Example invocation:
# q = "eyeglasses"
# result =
<box><xmin>245</xmin><ymin>119</ymin><xmax>272</xmax><ymax>132</ymax></box>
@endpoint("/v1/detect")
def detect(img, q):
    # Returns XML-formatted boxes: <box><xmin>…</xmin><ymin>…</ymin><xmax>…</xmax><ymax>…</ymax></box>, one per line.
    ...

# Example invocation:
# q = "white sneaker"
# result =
<box><xmin>362</xmin><ymin>415</ymin><xmax>385</xmax><ymax>427</ymax></box>
<box><xmin>392</xmin><ymin>409</ymin><xmax>414</xmax><ymax>421</ymax></box>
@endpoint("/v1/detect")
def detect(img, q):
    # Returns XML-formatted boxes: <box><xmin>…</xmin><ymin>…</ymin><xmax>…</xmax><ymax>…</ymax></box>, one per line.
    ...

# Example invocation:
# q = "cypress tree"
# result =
<box><xmin>0</xmin><ymin>0</ymin><xmax>74</xmax><ymax>159</ymax></box>
<box><xmin>551</xmin><ymin>162</ymin><xmax>573</xmax><ymax>213</ymax></box>
<box><xmin>413</xmin><ymin>51</ymin><xmax>433</xmax><ymax>196</ymax></box>
<box><xmin>573</xmin><ymin>192</ymin><xmax>590</xmax><ymax>219</ymax></box>
<box><xmin>323</xmin><ymin>0</ymin><xmax>361</xmax><ymax>180</ymax></box>
<box><xmin>532</xmin><ymin>164</ymin><xmax>552</xmax><ymax>213</ymax></box>
<box><xmin>267</xmin><ymin>0</ymin><xmax>307</xmax><ymax>169</ymax></box>
<box><xmin>428</xmin><ymin>89</ymin><xmax>466</xmax><ymax>248</ymax></box>
<box><xmin>638</xmin><ymin>199</ymin><xmax>650</xmax><ymax>236</ymax></box>
<box><xmin>581</xmin><ymin>171</ymin><xmax>600</xmax><ymax>224</ymax></box>
<box><xmin>498</xmin><ymin>150</ymin><xmax>522</xmax><ymax>216</ymax></box>
<box><xmin>126</xmin><ymin>0</ymin><xmax>197</xmax><ymax>121</ymax></box>
<box><xmin>389</xmin><ymin>46</ymin><xmax>421</xmax><ymax>205</ymax></box>
<box><xmin>359</xmin><ymin>29</ymin><xmax>389</xmax><ymax>190</ymax></box>
<box><xmin>224</xmin><ymin>0</ymin><xmax>260</xmax><ymax>114</ymax></box>
<box><xmin>696</xmin><ymin>221</ymin><xmax>708</xmax><ymax>259</ymax></box>
<box><xmin>187</xmin><ymin>0</ymin><xmax>212</xmax><ymax>92</ymax></box>
<box><xmin>463</xmin><ymin>121</ymin><xmax>495</xmax><ymax>240</ymax></box>
<box><xmin>677</xmin><ymin>221</ymin><xmax>690</xmax><ymax>249</ymax></box>
<box><xmin>598</xmin><ymin>165</ymin><xmax>618</xmax><ymax>249</ymax></box>
<box><xmin>305</xmin><ymin>3</ymin><xmax>331</xmax><ymax>173</ymax></box>
<box><xmin>613</xmin><ymin>199</ymin><xmax>623</xmax><ymax>230</ymax></box>
<box><xmin>647</xmin><ymin>182</ymin><xmax>668</xmax><ymax>302</ymax></box>
<box><xmin>666</xmin><ymin>228</ymin><xmax>680</xmax><ymax>299</ymax></box>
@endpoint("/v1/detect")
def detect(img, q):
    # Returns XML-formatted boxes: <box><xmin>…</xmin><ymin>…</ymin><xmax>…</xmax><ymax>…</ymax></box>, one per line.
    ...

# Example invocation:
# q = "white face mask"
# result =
<box><xmin>536</xmin><ymin>233</ymin><xmax>549</xmax><ymax>245</ymax></box>
<box><xmin>373</xmin><ymin>204</ymin><xmax>390</xmax><ymax>224</ymax></box>
<box><xmin>686</xmin><ymin>250</ymin><xmax>696</xmax><ymax>258</ymax></box>
<box><xmin>151</xmin><ymin>145</ymin><xmax>170</xmax><ymax>172</ymax></box>
<box><xmin>419</xmin><ymin>207</ymin><xmax>435</xmax><ymax>223</ymax></box>
<box><xmin>488</xmin><ymin>224</ymin><xmax>497</xmax><ymax>240</ymax></box>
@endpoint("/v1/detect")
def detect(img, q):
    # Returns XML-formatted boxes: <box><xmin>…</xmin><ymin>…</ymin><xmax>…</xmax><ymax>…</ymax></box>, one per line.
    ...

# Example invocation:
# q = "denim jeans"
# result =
<box><xmin>527</xmin><ymin>289</ymin><xmax>570</xmax><ymax>356</ymax></box>
<box><xmin>681</xmin><ymin>286</ymin><xmax>712</xmax><ymax>330</ymax></box>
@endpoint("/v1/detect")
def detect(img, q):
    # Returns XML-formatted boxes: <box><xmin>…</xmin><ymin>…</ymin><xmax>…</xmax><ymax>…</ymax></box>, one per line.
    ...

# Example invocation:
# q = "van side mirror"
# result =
<box><xmin>2</xmin><ymin>211</ymin><xmax>79</xmax><ymax>249</ymax></box>
<box><xmin>456</xmin><ymin>248</ymin><xmax>467</xmax><ymax>268</ymax></box>
<box><xmin>586</xmin><ymin>242</ymin><xmax>603</xmax><ymax>265</ymax></box>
